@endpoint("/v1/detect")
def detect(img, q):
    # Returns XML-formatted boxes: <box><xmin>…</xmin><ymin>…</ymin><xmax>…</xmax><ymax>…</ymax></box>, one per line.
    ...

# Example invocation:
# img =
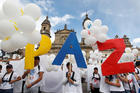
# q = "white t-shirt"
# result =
<box><xmin>109</xmin><ymin>75</ymin><xmax>125</xmax><ymax>92</ymax></box>
<box><xmin>0</xmin><ymin>72</ymin><xmax>3</xmax><ymax>89</ymax></box>
<box><xmin>90</xmin><ymin>73</ymin><xmax>100</xmax><ymax>88</ymax></box>
<box><xmin>25</xmin><ymin>65</ymin><xmax>44</xmax><ymax>88</ymax></box>
<box><xmin>99</xmin><ymin>76</ymin><xmax>110</xmax><ymax>93</ymax></box>
<box><xmin>0</xmin><ymin>72</ymin><xmax>18</xmax><ymax>89</ymax></box>
<box><xmin>123</xmin><ymin>74</ymin><xmax>133</xmax><ymax>90</ymax></box>
<box><xmin>63</xmin><ymin>71</ymin><xmax>80</xmax><ymax>93</ymax></box>
<box><xmin>135</xmin><ymin>67</ymin><xmax>140</xmax><ymax>84</ymax></box>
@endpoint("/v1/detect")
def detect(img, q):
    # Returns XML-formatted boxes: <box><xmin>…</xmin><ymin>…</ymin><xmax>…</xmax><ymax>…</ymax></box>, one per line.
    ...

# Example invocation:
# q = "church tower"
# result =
<box><xmin>81</xmin><ymin>14</ymin><xmax>91</xmax><ymax>44</ymax></box>
<box><xmin>40</xmin><ymin>16</ymin><xmax>51</xmax><ymax>37</ymax></box>
<box><xmin>82</xmin><ymin>13</ymin><xmax>91</xmax><ymax>29</ymax></box>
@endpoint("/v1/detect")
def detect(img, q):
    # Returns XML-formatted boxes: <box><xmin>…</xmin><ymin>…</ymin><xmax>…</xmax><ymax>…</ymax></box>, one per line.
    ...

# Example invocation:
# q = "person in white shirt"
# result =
<box><xmin>118</xmin><ymin>73</ymin><xmax>134</xmax><ymax>93</ymax></box>
<box><xmin>135</xmin><ymin>60</ymin><xmax>140</xmax><ymax>86</ymax></box>
<box><xmin>0</xmin><ymin>65</ymin><xmax>2</xmax><ymax>73</ymax></box>
<box><xmin>0</xmin><ymin>65</ymin><xmax>3</xmax><ymax>91</ymax></box>
<box><xmin>22</xmin><ymin>56</ymin><xmax>44</xmax><ymax>93</ymax></box>
<box><xmin>99</xmin><ymin>76</ymin><xmax>110</xmax><ymax>93</ymax></box>
<box><xmin>105</xmin><ymin>75</ymin><xmax>125</xmax><ymax>93</ymax></box>
<box><xmin>63</xmin><ymin>62</ymin><xmax>80</xmax><ymax>93</ymax></box>
<box><xmin>90</xmin><ymin>67</ymin><xmax>100</xmax><ymax>93</ymax></box>
<box><xmin>0</xmin><ymin>64</ymin><xmax>21</xmax><ymax>93</ymax></box>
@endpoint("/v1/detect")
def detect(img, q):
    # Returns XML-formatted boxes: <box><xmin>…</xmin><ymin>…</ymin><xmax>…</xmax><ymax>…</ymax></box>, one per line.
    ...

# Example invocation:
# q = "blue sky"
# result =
<box><xmin>19</xmin><ymin>0</ymin><xmax>140</xmax><ymax>47</ymax></box>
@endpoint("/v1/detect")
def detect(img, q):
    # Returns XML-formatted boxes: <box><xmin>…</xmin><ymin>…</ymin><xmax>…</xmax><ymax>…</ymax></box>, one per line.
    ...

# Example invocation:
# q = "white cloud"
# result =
<box><xmin>49</xmin><ymin>14</ymin><xmax>74</xmax><ymax>27</ymax></box>
<box><xmin>20</xmin><ymin>0</ymin><xmax>54</xmax><ymax>13</ymax></box>
<box><xmin>34</xmin><ymin>0</ymin><xmax>54</xmax><ymax>12</ymax></box>
<box><xmin>80</xmin><ymin>10</ymin><xmax>94</xmax><ymax>18</ymax></box>
<box><xmin>132</xmin><ymin>38</ymin><xmax>140</xmax><ymax>48</ymax></box>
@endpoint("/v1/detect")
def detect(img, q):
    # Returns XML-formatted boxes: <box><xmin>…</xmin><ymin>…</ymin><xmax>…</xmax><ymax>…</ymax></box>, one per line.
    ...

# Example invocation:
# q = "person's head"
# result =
<box><xmin>135</xmin><ymin>60</ymin><xmax>140</xmax><ymax>68</ymax></box>
<box><xmin>66</xmin><ymin>62</ymin><xmax>72</xmax><ymax>71</ymax></box>
<box><xmin>6</xmin><ymin>64</ymin><xmax>13</xmax><ymax>73</ymax></box>
<box><xmin>94</xmin><ymin>67</ymin><xmax>98</xmax><ymax>74</ymax></box>
<box><xmin>0</xmin><ymin>65</ymin><xmax>2</xmax><ymax>72</ymax></box>
<box><xmin>34</xmin><ymin>56</ymin><xmax>40</xmax><ymax>66</ymax></box>
<box><xmin>61</xmin><ymin>64</ymin><xmax>63</xmax><ymax>70</ymax></box>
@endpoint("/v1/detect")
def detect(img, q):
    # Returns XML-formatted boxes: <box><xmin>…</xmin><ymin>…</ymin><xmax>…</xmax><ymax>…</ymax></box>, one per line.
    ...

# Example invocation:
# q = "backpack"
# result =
<box><xmin>38</xmin><ymin>65</ymin><xmax>40</xmax><ymax>73</ymax></box>
<box><xmin>2</xmin><ymin>71</ymin><xmax>14</xmax><ymax>83</ymax></box>
<box><xmin>136</xmin><ymin>67</ymin><xmax>139</xmax><ymax>74</ymax></box>
<box><xmin>92</xmin><ymin>73</ymin><xmax>100</xmax><ymax>80</ymax></box>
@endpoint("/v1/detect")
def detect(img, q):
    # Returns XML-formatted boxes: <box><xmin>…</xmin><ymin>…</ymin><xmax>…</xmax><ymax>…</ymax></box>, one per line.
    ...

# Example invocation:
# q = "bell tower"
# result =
<box><xmin>81</xmin><ymin>14</ymin><xmax>91</xmax><ymax>44</ymax></box>
<box><xmin>40</xmin><ymin>16</ymin><xmax>51</xmax><ymax>37</ymax></box>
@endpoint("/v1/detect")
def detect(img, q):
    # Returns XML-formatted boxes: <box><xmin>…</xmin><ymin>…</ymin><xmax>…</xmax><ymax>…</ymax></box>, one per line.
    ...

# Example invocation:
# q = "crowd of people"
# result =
<box><xmin>89</xmin><ymin>60</ymin><xmax>140</xmax><ymax>93</ymax></box>
<box><xmin>0</xmin><ymin>56</ymin><xmax>140</xmax><ymax>93</ymax></box>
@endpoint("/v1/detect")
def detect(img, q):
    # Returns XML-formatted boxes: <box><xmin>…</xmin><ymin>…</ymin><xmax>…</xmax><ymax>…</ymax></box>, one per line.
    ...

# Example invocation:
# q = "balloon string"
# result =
<box><xmin>9</xmin><ymin>20</ymin><xmax>19</xmax><ymax>31</ymax></box>
<box><xmin>3</xmin><ymin>36</ymin><xmax>11</xmax><ymax>41</ymax></box>
<box><xmin>20</xmin><ymin>8</ymin><xmax>24</xmax><ymax>16</ymax></box>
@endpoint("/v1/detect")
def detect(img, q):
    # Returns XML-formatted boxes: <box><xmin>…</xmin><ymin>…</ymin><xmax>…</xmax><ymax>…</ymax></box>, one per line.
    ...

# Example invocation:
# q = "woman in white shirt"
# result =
<box><xmin>0</xmin><ymin>64</ymin><xmax>21</xmax><ymax>93</ymax></box>
<box><xmin>63</xmin><ymin>62</ymin><xmax>80</xmax><ymax>93</ymax></box>
<box><xmin>118</xmin><ymin>73</ymin><xmax>134</xmax><ymax>93</ymax></box>
<box><xmin>105</xmin><ymin>75</ymin><xmax>125</xmax><ymax>93</ymax></box>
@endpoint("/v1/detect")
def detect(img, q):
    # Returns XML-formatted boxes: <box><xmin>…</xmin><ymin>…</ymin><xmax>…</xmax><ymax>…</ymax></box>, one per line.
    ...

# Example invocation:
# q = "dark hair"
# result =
<box><xmin>34</xmin><ymin>56</ymin><xmax>40</xmax><ymax>60</ymax></box>
<box><xmin>0</xmin><ymin>65</ymin><xmax>2</xmax><ymax>69</ymax></box>
<box><xmin>6</xmin><ymin>64</ymin><xmax>13</xmax><ymax>69</ymax></box>
<box><xmin>66</xmin><ymin>62</ymin><xmax>72</xmax><ymax>68</ymax></box>
<box><xmin>94</xmin><ymin>67</ymin><xmax>98</xmax><ymax>70</ymax></box>
<box><xmin>135</xmin><ymin>60</ymin><xmax>140</xmax><ymax>66</ymax></box>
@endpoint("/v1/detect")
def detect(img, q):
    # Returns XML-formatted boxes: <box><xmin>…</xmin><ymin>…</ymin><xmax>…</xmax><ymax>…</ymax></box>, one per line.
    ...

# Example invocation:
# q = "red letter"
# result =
<box><xmin>97</xmin><ymin>39</ymin><xmax>135</xmax><ymax>76</ymax></box>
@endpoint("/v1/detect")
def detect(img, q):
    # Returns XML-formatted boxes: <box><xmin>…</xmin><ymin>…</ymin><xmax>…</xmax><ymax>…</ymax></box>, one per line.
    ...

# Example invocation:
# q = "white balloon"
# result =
<box><xmin>50</xmin><ymin>54</ymin><xmax>56</xmax><ymax>59</ymax></box>
<box><xmin>81</xmin><ymin>30</ymin><xmax>89</xmax><ymax>38</ymax></box>
<box><xmin>132</xmin><ymin>49</ymin><xmax>139</xmax><ymax>55</ymax></box>
<box><xmin>101</xmin><ymin>25</ymin><xmax>108</xmax><ymax>34</ymax></box>
<box><xmin>10</xmin><ymin>33</ymin><xmax>27</xmax><ymax>49</ymax></box>
<box><xmin>129</xmin><ymin>53</ymin><xmax>135</xmax><ymax>61</ymax></box>
<box><xmin>25</xmin><ymin>30</ymin><xmax>41</xmax><ymax>44</ymax></box>
<box><xmin>0</xmin><ymin>20</ymin><xmax>15</xmax><ymax>39</ymax></box>
<box><xmin>92</xmin><ymin>44</ymin><xmax>98</xmax><ymax>49</ymax></box>
<box><xmin>85</xmin><ymin>36</ymin><xmax>97</xmax><ymax>45</ymax></box>
<box><xmin>53</xmin><ymin>65</ymin><xmax>59</xmax><ymax>71</ymax></box>
<box><xmin>125</xmin><ymin>48</ymin><xmax>131</xmax><ymax>53</ymax></box>
<box><xmin>95</xmin><ymin>34</ymin><xmax>108</xmax><ymax>42</ymax></box>
<box><xmin>93</xmin><ymin>19</ymin><xmax>102</xmax><ymax>26</ymax></box>
<box><xmin>121</xmin><ymin>53</ymin><xmax>134</xmax><ymax>62</ymax></box>
<box><xmin>1</xmin><ymin>40</ymin><xmax>17</xmax><ymax>52</ymax></box>
<box><xmin>3</xmin><ymin>0</ymin><xmax>22</xmax><ymax>18</ymax></box>
<box><xmin>84</xmin><ymin>20</ymin><xmax>93</xmax><ymax>30</ymax></box>
<box><xmin>90</xmin><ymin>53</ymin><xmax>97</xmax><ymax>60</ymax></box>
<box><xmin>46</xmin><ymin>66</ymin><xmax>53</xmax><ymax>72</ymax></box>
<box><xmin>17</xmin><ymin>15</ymin><xmax>36</xmax><ymax>33</ymax></box>
<box><xmin>0</xmin><ymin>10</ymin><xmax>6</xmax><ymax>20</ymax></box>
<box><xmin>89</xmin><ymin>51</ymin><xmax>94</xmax><ymax>55</ymax></box>
<box><xmin>88</xmin><ymin>59</ymin><xmax>93</xmax><ymax>64</ymax></box>
<box><xmin>24</xmin><ymin>3</ymin><xmax>41</xmax><ymax>20</ymax></box>
<box><xmin>92</xmin><ymin>26</ymin><xmax>101</xmax><ymax>35</ymax></box>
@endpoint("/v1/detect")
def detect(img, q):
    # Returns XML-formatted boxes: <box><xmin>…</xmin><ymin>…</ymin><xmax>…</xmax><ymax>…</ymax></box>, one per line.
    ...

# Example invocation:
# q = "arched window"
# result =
<box><xmin>43</xmin><ymin>27</ymin><xmax>46</xmax><ymax>30</ymax></box>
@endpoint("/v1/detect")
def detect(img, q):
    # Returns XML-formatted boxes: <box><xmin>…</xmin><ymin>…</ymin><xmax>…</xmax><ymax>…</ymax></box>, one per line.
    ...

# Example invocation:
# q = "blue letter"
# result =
<box><xmin>52</xmin><ymin>32</ymin><xmax>87</xmax><ymax>68</ymax></box>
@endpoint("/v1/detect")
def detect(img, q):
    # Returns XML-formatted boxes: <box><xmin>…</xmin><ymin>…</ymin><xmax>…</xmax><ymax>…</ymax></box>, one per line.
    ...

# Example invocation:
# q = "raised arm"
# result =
<box><xmin>105</xmin><ymin>77</ymin><xmax>121</xmax><ymax>87</ymax></box>
<box><xmin>22</xmin><ymin>70</ymin><xmax>30</xmax><ymax>79</ymax></box>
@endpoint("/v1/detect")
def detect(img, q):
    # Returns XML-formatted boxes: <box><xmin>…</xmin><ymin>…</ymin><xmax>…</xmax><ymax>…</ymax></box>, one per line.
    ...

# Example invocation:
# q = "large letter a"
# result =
<box><xmin>52</xmin><ymin>32</ymin><xmax>87</xmax><ymax>68</ymax></box>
